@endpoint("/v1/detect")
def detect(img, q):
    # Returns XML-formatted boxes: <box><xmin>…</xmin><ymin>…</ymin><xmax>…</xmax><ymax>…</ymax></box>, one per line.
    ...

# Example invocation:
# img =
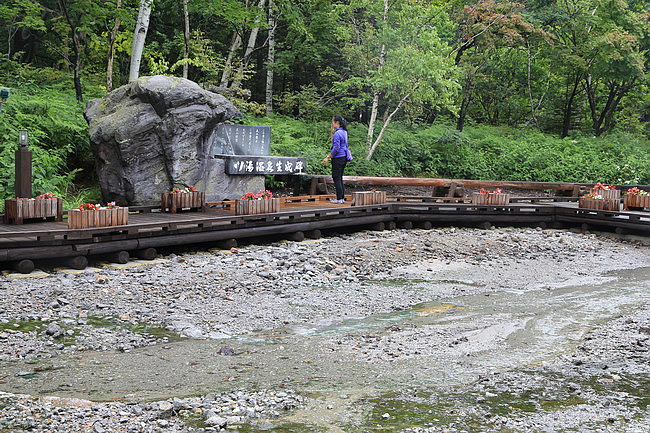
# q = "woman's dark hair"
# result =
<box><xmin>333</xmin><ymin>115</ymin><xmax>347</xmax><ymax>131</ymax></box>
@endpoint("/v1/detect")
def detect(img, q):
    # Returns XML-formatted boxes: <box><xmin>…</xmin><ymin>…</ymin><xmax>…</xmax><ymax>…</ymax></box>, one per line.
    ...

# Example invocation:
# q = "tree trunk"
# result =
<box><xmin>129</xmin><ymin>0</ymin><xmax>154</xmax><ymax>82</ymax></box>
<box><xmin>57</xmin><ymin>0</ymin><xmax>84</xmax><ymax>101</ymax></box>
<box><xmin>220</xmin><ymin>31</ymin><xmax>242</xmax><ymax>87</ymax></box>
<box><xmin>591</xmin><ymin>80</ymin><xmax>635</xmax><ymax>136</ymax></box>
<box><xmin>561</xmin><ymin>72</ymin><xmax>581</xmax><ymax>138</ymax></box>
<box><xmin>265</xmin><ymin>0</ymin><xmax>275</xmax><ymax>115</ymax></box>
<box><xmin>366</xmin><ymin>92</ymin><xmax>411</xmax><ymax>161</ymax></box>
<box><xmin>456</xmin><ymin>96</ymin><xmax>470</xmax><ymax>131</ymax></box>
<box><xmin>456</xmin><ymin>79</ymin><xmax>474</xmax><ymax>132</ymax></box>
<box><xmin>106</xmin><ymin>0</ymin><xmax>122</xmax><ymax>92</ymax></box>
<box><xmin>366</xmin><ymin>0</ymin><xmax>390</xmax><ymax>150</ymax></box>
<box><xmin>182</xmin><ymin>0</ymin><xmax>190</xmax><ymax>79</ymax></box>
<box><xmin>525</xmin><ymin>43</ymin><xmax>539</xmax><ymax>128</ymax></box>
<box><xmin>367</xmin><ymin>91</ymin><xmax>381</xmax><ymax>148</ymax></box>
<box><xmin>73</xmin><ymin>53</ymin><xmax>83</xmax><ymax>101</ymax></box>
<box><xmin>600</xmin><ymin>91</ymin><xmax>624</xmax><ymax>135</ymax></box>
<box><xmin>8</xmin><ymin>27</ymin><xmax>18</xmax><ymax>59</ymax></box>
<box><xmin>232</xmin><ymin>0</ymin><xmax>266</xmax><ymax>89</ymax></box>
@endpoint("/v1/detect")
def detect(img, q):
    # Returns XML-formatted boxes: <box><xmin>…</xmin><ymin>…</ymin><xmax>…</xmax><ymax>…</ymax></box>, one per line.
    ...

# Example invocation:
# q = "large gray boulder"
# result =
<box><xmin>84</xmin><ymin>75</ymin><xmax>263</xmax><ymax>205</ymax></box>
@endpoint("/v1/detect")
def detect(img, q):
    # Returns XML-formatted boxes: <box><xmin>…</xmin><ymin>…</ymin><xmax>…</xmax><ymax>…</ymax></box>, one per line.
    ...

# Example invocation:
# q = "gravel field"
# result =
<box><xmin>1</xmin><ymin>225</ymin><xmax>648</xmax><ymax>432</ymax></box>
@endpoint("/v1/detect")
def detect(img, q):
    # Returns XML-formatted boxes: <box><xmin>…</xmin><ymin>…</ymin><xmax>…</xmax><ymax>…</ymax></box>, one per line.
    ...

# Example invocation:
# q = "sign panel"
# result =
<box><xmin>212</xmin><ymin>125</ymin><xmax>271</xmax><ymax>156</ymax></box>
<box><xmin>221</xmin><ymin>156</ymin><xmax>307</xmax><ymax>175</ymax></box>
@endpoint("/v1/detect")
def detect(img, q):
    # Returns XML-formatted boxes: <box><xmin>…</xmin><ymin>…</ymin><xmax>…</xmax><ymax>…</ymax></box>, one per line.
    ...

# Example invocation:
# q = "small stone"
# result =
<box><xmin>158</xmin><ymin>401</ymin><xmax>173</xmax><ymax>412</ymax></box>
<box><xmin>181</xmin><ymin>326</ymin><xmax>204</xmax><ymax>339</ymax></box>
<box><xmin>45</xmin><ymin>323</ymin><xmax>64</xmax><ymax>338</ymax></box>
<box><xmin>205</xmin><ymin>416</ymin><xmax>227</xmax><ymax>427</ymax></box>
<box><xmin>131</xmin><ymin>405</ymin><xmax>144</xmax><ymax>416</ymax></box>
<box><xmin>218</xmin><ymin>346</ymin><xmax>236</xmax><ymax>356</ymax></box>
<box><xmin>381</xmin><ymin>413</ymin><xmax>390</xmax><ymax>419</ymax></box>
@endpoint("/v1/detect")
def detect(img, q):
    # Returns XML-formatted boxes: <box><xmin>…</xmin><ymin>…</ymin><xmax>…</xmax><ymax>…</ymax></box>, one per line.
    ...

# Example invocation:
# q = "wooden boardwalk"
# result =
<box><xmin>0</xmin><ymin>195</ymin><xmax>648</xmax><ymax>268</ymax></box>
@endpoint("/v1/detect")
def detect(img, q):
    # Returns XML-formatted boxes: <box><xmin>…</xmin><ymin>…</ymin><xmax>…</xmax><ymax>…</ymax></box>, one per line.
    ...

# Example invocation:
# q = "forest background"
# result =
<box><xmin>0</xmin><ymin>0</ymin><xmax>648</xmax><ymax>207</ymax></box>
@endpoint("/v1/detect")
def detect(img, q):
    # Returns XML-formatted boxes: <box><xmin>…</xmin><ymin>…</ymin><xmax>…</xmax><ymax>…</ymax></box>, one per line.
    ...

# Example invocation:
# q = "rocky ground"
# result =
<box><xmin>0</xmin><ymin>389</ymin><xmax>303</xmax><ymax>432</ymax></box>
<box><xmin>403</xmin><ymin>301</ymin><xmax>650</xmax><ymax>433</ymax></box>
<box><xmin>1</xmin><ymin>226</ymin><xmax>648</xmax><ymax>432</ymax></box>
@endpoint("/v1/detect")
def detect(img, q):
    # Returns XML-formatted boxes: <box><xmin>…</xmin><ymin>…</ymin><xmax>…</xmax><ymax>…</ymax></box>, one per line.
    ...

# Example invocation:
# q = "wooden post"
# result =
<box><xmin>309</xmin><ymin>178</ymin><xmax>319</xmax><ymax>195</ymax></box>
<box><xmin>109</xmin><ymin>250</ymin><xmax>130</xmax><ymax>264</ymax></box>
<box><xmin>15</xmin><ymin>146</ymin><xmax>32</xmax><ymax>198</ymax></box>
<box><xmin>305</xmin><ymin>229</ymin><xmax>321</xmax><ymax>239</ymax></box>
<box><xmin>398</xmin><ymin>221</ymin><xmax>413</xmax><ymax>229</ymax></box>
<box><xmin>447</xmin><ymin>182</ymin><xmax>457</xmax><ymax>197</ymax></box>
<box><xmin>286</xmin><ymin>231</ymin><xmax>305</xmax><ymax>242</ymax></box>
<box><xmin>134</xmin><ymin>248</ymin><xmax>157</xmax><ymax>260</ymax></box>
<box><xmin>14</xmin><ymin>259</ymin><xmax>35</xmax><ymax>274</ymax></box>
<box><xmin>415</xmin><ymin>221</ymin><xmax>432</xmax><ymax>230</ymax></box>
<box><xmin>66</xmin><ymin>256</ymin><xmax>88</xmax><ymax>270</ymax></box>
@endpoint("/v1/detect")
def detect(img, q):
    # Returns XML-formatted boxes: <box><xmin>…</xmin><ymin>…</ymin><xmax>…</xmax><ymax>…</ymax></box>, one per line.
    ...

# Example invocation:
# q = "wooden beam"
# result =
<box><xmin>305</xmin><ymin>175</ymin><xmax>650</xmax><ymax>192</ymax></box>
<box><xmin>306</xmin><ymin>175</ymin><xmax>577</xmax><ymax>191</ymax></box>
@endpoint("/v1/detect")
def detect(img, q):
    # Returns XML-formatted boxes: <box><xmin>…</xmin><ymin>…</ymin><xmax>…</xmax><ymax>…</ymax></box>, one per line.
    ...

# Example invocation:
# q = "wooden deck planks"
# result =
<box><xmin>0</xmin><ymin>198</ymin><xmax>648</xmax><ymax>262</ymax></box>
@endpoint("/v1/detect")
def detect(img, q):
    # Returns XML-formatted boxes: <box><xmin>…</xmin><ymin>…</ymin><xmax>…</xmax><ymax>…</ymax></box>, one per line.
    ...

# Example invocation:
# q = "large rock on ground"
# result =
<box><xmin>84</xmin><ymin>75</ymin><xmax>263</xmax><ymax>205</ymax></box>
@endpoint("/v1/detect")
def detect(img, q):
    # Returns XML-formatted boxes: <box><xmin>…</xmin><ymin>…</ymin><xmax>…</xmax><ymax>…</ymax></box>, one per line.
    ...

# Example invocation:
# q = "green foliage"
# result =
<box><xmin>0</xmin><ymin>76</ymin><xmax>101</xmax><ymax>209</ymax></box>
<box><xmin>62</xmin><ymin>185</ymin><xmax>102</xmax><ymax>210</ymax></box>
<box><xmin>251</xmin><ymin>115</ymin><xmax>650</xmax><ymax>184</ymax></box>
<box><xmin>0</xmin><ymin>0</ymin><xmax>647</xmax><ymax>207</ymax></box>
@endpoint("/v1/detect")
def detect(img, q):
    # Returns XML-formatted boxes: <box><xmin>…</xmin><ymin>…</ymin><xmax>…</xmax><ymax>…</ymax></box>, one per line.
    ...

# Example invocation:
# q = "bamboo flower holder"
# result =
<box><xmin>235</xmin><ymin>198</ymin><xmax>280</xmax><ymax>215</ymax></box>
<box><xmin>161</xmin><ymin>192</ymin><xmax>206</xmax><ymax>213</ymax></box>
<box><xmin>67</xmin><ymin>207</ymin><xmax>129</xmax><ymax>229</ymax></box>
<box><xmin>351</xmin><ymin>191</ymin><xmax>387</xmax><ymax>206</ymax></box>
<box><xmin>471</xmin><ymin>193</ymin><xmax>511</xmax><ymax>206</ymax></box>
<box><xmin>4</xmin><ymin>198</ymin><xmax>63</xmax><ymax>225</ymax></box>
<box><xmin>578</xmin><ymin>198</ymin><xmax>620</xmax><ymax>211</ymax></box>
<box><xmin>623</xmin><ymin>195</ymin><xmax>650</xmax><ymax>210</ymax></box>
<box><xmin>595</xmin><ymin>189</ymin><xmax>620</xmax><ymax>201</ymax></box>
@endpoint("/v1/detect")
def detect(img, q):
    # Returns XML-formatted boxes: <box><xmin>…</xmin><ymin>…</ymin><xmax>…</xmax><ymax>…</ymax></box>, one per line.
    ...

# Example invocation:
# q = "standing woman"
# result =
<box><xmin>322</xmin><ymin>115</ymin><xmax>352</xmax><ymax>204</ymax></box>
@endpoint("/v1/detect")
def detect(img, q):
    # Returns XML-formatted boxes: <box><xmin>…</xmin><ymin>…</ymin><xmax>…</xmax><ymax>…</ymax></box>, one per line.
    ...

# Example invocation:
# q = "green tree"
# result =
<box><xmin>0</xmin><ymin>0</ymin><xmax>45</xmax><ymax>59</ymax></box>
<box><xmin>46</xmin><ymin>0</ymin><xmax>110</xmax><ymax>101</ymax></box>
<box><xmin>582</xmin><ymin>0</ymin><xmax>647</xmax><ymax>135</ymax></box>
<box><xmin>335</xmin><ymin>0</ymin><xmax>458</xmax><ymax>160</ymax></box>
<box><xmin>451</xmin><ymin>0</ymin><xmax>548</xmax><ymax>131</ymax></box>
<box><xmin>535</xmin><ymin>0</ymin><xmax>648</xmax><ymax>137</ymax></box>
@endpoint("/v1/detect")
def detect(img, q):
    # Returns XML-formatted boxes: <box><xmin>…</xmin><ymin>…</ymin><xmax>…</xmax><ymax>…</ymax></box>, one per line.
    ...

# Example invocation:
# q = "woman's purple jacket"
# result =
<box><xmin>331</xmin><ymin>128</ymin><xmax>349</xmax><ymax>158</ymax></box>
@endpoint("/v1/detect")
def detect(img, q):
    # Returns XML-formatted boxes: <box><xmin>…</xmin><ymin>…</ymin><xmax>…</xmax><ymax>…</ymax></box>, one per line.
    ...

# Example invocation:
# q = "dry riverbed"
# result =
<box><xmin>1</xmin><ymin>226</ymin><xmax>648</xmax><ymax>432</ymax></box>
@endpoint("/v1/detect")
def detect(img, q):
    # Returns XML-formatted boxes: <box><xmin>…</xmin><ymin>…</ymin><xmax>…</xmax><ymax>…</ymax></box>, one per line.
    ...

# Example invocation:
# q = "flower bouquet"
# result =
<box><xmin>68</xmin><ymin>202</ymin><xmax>129</xmax><ymax>229</ymax></box>
<box><xmin>472</xmin><ymin>188</ymin><xmax>510</xmax><ymax>206</ymax></box>
<box><xmin>592</xmin><ymin>183</ymin><xmax>620</xmax><ymax>201</ymax></box>
<box><xmin>161</xmin><ymin>185</ymin><xmax>205</xmax><ymax>213</ymax></box>
<box><xmin>236</xmin><ymin>190</ymin><xmax>280</xmax><ymax>215</ymax></box>
<box><xmin>4</xmin><ymin>193</ymin><xmax>63</xmax><ymax>224</ymax></box>
<box><xmin>624</xmin><ymin>187</ymin><xmax>650</xmax><ymax>210</ymax></box>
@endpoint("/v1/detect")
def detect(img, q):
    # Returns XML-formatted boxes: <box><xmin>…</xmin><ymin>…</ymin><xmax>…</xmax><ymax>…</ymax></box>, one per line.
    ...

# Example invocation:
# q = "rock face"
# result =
<box><xmin>84</xmin><ymin>75</ymin><xmax>263</xmax><ymax>205</ymax></box>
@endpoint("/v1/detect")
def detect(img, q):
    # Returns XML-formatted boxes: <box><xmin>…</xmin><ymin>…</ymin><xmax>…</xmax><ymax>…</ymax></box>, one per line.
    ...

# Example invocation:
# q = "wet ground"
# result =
<box><xmin>0</xmin><ymin>227</ymin><xmax>649</xmax><ymax>432</ymax></box>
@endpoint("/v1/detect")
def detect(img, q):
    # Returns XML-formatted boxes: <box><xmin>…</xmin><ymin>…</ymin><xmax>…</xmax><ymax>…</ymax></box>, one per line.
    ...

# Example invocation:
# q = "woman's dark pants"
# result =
<box><xmin>331</xmin><ymin>157</ymin><xmax>347</xmax><ymax>200</ymax></box>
